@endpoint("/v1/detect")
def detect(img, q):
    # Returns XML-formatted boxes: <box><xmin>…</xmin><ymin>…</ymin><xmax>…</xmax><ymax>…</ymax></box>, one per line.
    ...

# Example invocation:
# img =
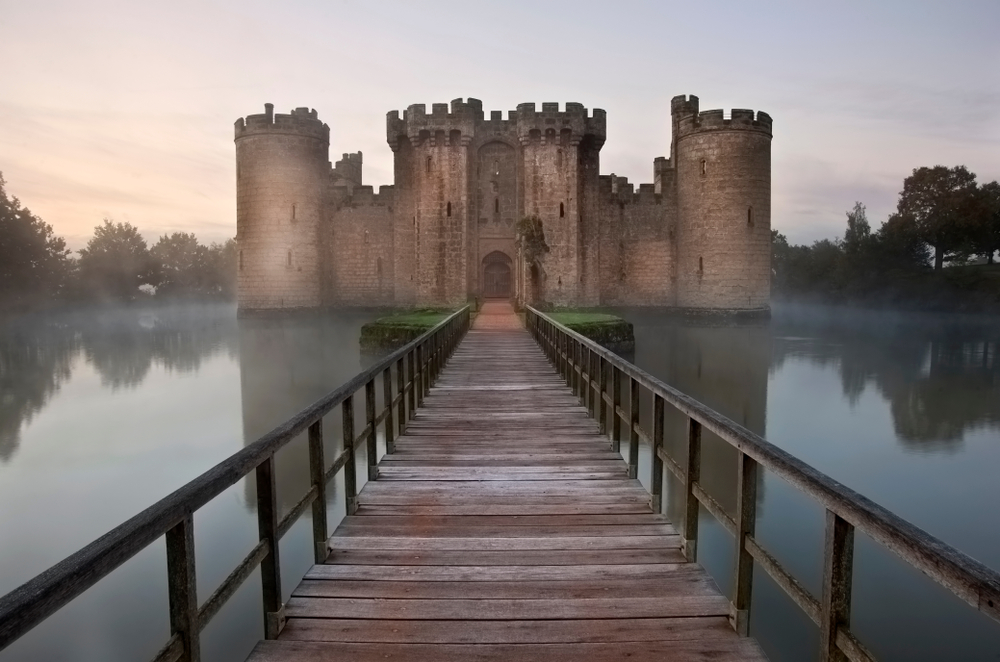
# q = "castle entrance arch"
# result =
<box><xmin>482</xmin><ymin>251</ymin><xmax>512</xmax><ymax>299</ymax></box>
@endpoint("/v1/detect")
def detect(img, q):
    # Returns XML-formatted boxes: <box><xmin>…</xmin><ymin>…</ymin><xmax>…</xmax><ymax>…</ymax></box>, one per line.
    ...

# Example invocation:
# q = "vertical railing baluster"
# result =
<box><xmin>383</xmin><ymin>367</ymin><xmax>395</xmax><ymax>455</ymax></box>
<box><xmin>584</xmin><ymin>347</ymin><xmax>592</xmax><ymax>414</ymax></box>
<box><xmin>611</xmin><ymin>365</ymin><xmax>622</xmax><ymax>453</ymax></box>
<box><xmin>682</xmin><ymin>418</ymin><xmax>702</xmax><ymax>562</ymax></box>
<box><xmin>651</xmin><ymin>394</ymin><xmax>664</xmax><ymax>514</ymax></box>
<box><xmin>365</xmin><ymin>379</ymin><xmax>378</xmax><ymax>481</ymax></box>
<box><xmin>415</xmin><ymin>345</ymin><xmax>424</xmax><ymax>409</ymax></box>
<box><xmin>732</xmin><ymin>451</ymin><xmax>758</xmax><ymax>636</ymax></box>
<box><xmin>627</xmin><ymin>377</ymin><xmax>639</xmax><ymax>479</ymax></box>
<box><xmin>396</xmin><ymin>357</ymin><xmax>406</xmax><ymax>436</ymax></box>
<box><xmin>165</xmin><ymin>514</ymin><xmax>199</xmax><ymax>662</ymax></box>
<box><xmin>342</xmin><ymin>396</ymin><xmax>358</xmax><ymax>515</ymax></box>
<box><xmin>820</xmin><ymin>511</ymin><xmax>855</xmax><ymax>662</ymax></box>
<box><xmin>255</xmin><ymin>455</ymin><xmax>284</xmax><ymax>638</ymax></box>
<box><xmin>308</xmin><ymin>420</ymin><xmax>328</xmax><ymax>563</ymax></box>
<box><xmin>407</xmin><ymin>351</ymin><xmax>416</xmax><ymax>420</ymax></box>
<box><xmin>598</xmin><ymin>357</ymin><xmax>608</xmax><ymax>437</ymax></box>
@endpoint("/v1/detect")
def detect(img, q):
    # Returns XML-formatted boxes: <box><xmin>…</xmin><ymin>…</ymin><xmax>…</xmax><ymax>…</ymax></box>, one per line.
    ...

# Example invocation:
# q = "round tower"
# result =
<box><xmin>672</xmin><ymin>95</ymin><xmax>772</xmax><ymax>313</ymax></box>
<box><xmin>235</xmin><ymin>104</ymin><xmax>329</xmax><ymax>312</ymax></box>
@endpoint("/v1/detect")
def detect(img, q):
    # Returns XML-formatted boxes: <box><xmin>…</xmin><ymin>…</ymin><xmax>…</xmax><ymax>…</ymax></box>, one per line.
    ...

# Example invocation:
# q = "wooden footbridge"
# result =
<box><xmin>2</xmin><ymin>303</ymin><xmax>1000</xmax><ymax>662</ymax></box>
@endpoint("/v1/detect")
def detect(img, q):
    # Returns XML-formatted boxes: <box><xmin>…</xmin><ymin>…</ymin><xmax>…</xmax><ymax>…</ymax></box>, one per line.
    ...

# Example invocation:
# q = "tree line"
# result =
<box><xmin>0</xmin><ymin>172</ymin><xmax>236</xmax><ymax>313</ymax></box>
<box><xmin>772</xmin><ymin>165</ymin><xmax>1000</xmax><ymax>311</ymax></box>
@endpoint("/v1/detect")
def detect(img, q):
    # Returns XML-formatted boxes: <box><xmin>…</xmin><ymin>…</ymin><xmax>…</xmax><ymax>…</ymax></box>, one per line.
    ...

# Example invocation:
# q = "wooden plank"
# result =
<box><xmin>304</xmin><ymin>563</ymin><xmax>694</xmax><ymax>582</ymax></box>
<box><xmin>247</xmin><ymin>639</ymin><xmax>766</xmax><ymax>662</ymax></box>
<box><xmin>355</xmin><ymin>503</ymin><xmax>656</xmax><ymax>516</ymax></box>
<box><xmin>324</xmin><ymin>548</ymin><xmax>687</xmax><ymax>566</ymax></box>
<box><xmin>279</xmin><ymin>616</ymin><xmax>737</xmax><ymax>644</ymax></box>
<box><xmin>327</xmin><ymin>535</ymin><xmax>681</xmax><ymax>551</ymax></box>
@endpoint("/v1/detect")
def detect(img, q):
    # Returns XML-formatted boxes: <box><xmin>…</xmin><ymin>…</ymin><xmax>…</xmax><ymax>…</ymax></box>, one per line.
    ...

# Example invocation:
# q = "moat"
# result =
<box><xmin>1</xmin><ymin>303</ymin><xmax>998</xmax><ymax>662</ymax></box>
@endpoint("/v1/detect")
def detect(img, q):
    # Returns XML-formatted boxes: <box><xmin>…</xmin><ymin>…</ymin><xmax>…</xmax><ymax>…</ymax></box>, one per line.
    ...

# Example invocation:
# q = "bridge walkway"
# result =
<box><xmin>247</xmin><ymin>303</ymin><xmax>767</xmax><ymax>661</ymax></box>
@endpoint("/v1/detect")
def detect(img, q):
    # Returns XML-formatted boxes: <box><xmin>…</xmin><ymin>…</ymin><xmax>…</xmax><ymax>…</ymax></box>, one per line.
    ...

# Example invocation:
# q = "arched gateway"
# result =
<box><xmin>482</xmin><ymin>251</ymin><xmax>513</xmax><ymax>299</ymax></box>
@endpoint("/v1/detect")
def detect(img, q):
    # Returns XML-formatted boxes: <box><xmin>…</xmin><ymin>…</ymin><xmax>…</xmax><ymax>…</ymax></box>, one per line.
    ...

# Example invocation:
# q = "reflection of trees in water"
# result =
<box><xmin>238</xmin><ymin>312</ymin><xmax>377</xmax><ymax>513</ymax></box>
<box><xmin>772</xmin><ymin>305</ymin><xmax>1000</xmax><ymax>450</ymax></box>
<box><xmin>0</xmin><ymin>304</ymin><xmax>239</xmax><ymax>462</ymax></box>
<box><xmin>0</xmin><ymin>323</ymin><xmax>77</xmax><ymax>462</ymax></box>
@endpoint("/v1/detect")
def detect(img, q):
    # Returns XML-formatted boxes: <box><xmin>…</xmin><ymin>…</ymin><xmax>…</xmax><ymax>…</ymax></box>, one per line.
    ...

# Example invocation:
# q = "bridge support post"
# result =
<box><xmin>308</xmin><ymin>420</ymin><xmax>328</xmax><ymax>563</ymax></box>
<box><xmin>650</xmin><ymin>394</ymin><xmax>664</xmax><ymax>514</ymax></box>
<box><xmin>365</xmin><ymin>380</ymin><xmax>378</xmax><ymax>481</ymax></box>
<box><xmin>396</xmin><ymin>358</ymin><xmax>406</xmax><ymax>436</ymax></box>
<box><xmin>627</xmin><ymin>378</ymin><xmax>639</xmax><ymax>479</ymax></box>
<box><xmin>256</xmin><ymin>455</ymin><xmax>285</xmax><ymax>639</ymax></box>
<box><xmin>166</xmin><ymin>514</ymin><xmax>200</xmax><ymax>662</ymax></box>
<box><xmin>598</xmin><ymin>358</ymin><xmax>608</xmax><ymax>437</ymax></box>
<box><xmin>732</xmin><ymin>451</ymin><xmax>758</xmax><ymax>636</ymax></box>
<box><xmin>342</xmin><ymin>396</ymin><xmax>358</xmax><ymax>515</ymax></box>
<box><xmin>407</xmin><ymin>352</ymin><xmax>416</xmax><ymax>421</ymax></box>
<box><xmin>820</xmin><ymin>511</ymin><xmax>855</xmax><ymax>662</ymax></box>
<box><xmin>383</xmin><ymin>368</ymin><xmax>395</xmax><ymax>455</ymax></box>
<box><xmin>682</xmin><ymin>418</ymin><xmax>701</xmax><ymax>562</ymax></box>
<box><xmin>611</xmin><ymin>366</ymin><xmax>621</xmax><ymax>453</ymax></box>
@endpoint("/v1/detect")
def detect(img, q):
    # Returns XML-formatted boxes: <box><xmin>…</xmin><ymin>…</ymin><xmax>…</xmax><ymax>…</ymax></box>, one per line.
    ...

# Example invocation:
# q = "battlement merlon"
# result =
<box><xmin>514</xmin><ymin>102</ymin><xmax>606</xmax><ymax>148</ymax></box>
<box><xmin>332</xmin><ymin>152</ymin><xmax>363</xmax><ymax>187</ymax></box>
<box><xmin>675</xmin><ymin>107</ymin><xmax>773</xmax><ymax>139</ymax></box>
<box><xmin>235</xmin><ymin>104</ymin><xmax>330</xmax><ymax>143</ymax></box>
<box><xmin>386</xmin><ymin>98</ymin><xmax>482</xmax><ymax>150</ymax></box>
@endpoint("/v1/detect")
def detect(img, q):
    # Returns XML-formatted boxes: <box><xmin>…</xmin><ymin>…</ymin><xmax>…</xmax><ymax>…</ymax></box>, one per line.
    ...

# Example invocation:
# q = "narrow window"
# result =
<box><xmin>377</xmin><ymin>257</ymin><xmax>382</xmax><ymax>277</ymax></box>
<box><xmin>426</xmin><ymin>156</ymin><xmax>432</xmax><ymax>173</ymax></box>
<box><xmin>364</xmin><ymin>230</ymin><xmax>369</xmax><ymax>244</ymax></box>
<box><xmin>557</xmin><ymin>149</ymin><xmax>563</xmax><ymax>167</ymax></box>
<box><xmin>747</xmin><ymin>207</ymin><xmax>754</xmax><ymax>227</ymax></box>
<box><xmin>698</xmin><ymin>256</ymin><xmax>703</xmax><ymax>272</ymax></box>
<box><xmin>559</xmin><ymin>202</ymin><xmax>565</xmax><ymax>218</ymax></box>
<box><xmin>493</xmin><ymin>160</ymin><xmax>500</xmax><ymax>176</ymax></box>
<box><xmin>447</xmin><ymin>201</ymin><xmax>452</xmax><ymax>217</ymax></box>
<box><xmin>291</xmin><ymin>204</ymin><xmax>296</xmax><ymax>221</ymax></box>
<box><xmin>287</xmin><ymin>250</ymin><xmax>292</xmax><ymax>267</ymax></box>
<box><xmin>239</xmin><ymin>250</ymin><xmax>243</xmax><ymax>271</ymax></box>
<box><xmin>700</xmin><ymin>160</ymin><xmax>707</xmax><ymax>176</ymax></box>
<box><xmin>494</xmin><ymin>198</ymin><xmax>499</xmax><ymax>214</ymax></box>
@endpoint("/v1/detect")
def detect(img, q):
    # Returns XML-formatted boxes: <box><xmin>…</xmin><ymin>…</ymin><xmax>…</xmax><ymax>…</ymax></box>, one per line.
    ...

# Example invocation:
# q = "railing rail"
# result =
<box><xmin>526</xmin><ymin>306</ymin><xmax>1000</xmax><ymax>662</ymax></box>
<box><xmin>0</xmin><ymin>306</ymin><xmax>472</xmax><ymax>661</ymax></box>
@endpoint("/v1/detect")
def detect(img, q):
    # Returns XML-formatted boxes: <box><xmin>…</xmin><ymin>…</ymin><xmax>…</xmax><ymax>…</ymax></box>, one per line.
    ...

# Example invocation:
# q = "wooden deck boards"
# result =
<box><xmin>245</xmin><ymin>303</ymin><xmax>767</xmax><ymax>662</ymax></box>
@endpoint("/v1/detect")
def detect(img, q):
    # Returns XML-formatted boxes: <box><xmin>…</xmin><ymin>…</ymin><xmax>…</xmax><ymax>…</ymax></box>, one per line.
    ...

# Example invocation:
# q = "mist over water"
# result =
<box><xmin>0</xmin><ymin>302</ymin><xmax>998</xmax><ymax>661</ymax></box>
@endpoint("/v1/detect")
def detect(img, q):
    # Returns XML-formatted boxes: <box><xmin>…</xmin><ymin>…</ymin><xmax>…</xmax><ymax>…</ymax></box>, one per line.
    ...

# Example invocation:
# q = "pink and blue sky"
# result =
<box><xmin>2</xmin><ymin>0</ymin><xmax>998</xmax><ymax>250</ymax></box>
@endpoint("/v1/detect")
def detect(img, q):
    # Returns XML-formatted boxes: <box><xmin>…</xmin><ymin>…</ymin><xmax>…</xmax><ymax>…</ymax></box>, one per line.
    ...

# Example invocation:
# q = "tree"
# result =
<box><xmin>875</xmin><ymin>213</ymin><xmax>929</xmax><ymax>270</ymax></box>
<box><xmin>896</xmin><ymin>166</ymin><xmax>980</xmax><ymax>270</ymax></box>
<box><xmin>152</xmin><ymin>232</ymin><xmax>210</xmax><ymax>297</ymax></box>
<box><xmin>843</xmin><ymin>202</ymin><xmax>872</xmax><ymax>255</ymax></box>
<box><xmin>771</xmin><ymin>229</ymin><xmax>790</xmax><ymax>288</ymax></box>
<box><xmin>206</xmin><ymin>238</ymin><xmax>237</xmax><ymax>297</ymax></box>
<box><xmin>0</xmin><ymin>172</ymin><xmax>72</xmax><ymax>311</ymax></box>
<box><xmin>968</xmin><ymin>181</ymin><xmax>1000</xmax><ymax>264</ymax></box>
<box><xmin>78</xmin><ymin>219</ymin><xmax>158</xmax><ymax>300</ymax></box>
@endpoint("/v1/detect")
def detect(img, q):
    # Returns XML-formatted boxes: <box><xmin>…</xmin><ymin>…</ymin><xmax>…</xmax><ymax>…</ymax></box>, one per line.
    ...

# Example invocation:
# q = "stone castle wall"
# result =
<box><xmin>235</xmin><ymin>95</ymin><xmax>772</xmax><ymax>313</ymax></box>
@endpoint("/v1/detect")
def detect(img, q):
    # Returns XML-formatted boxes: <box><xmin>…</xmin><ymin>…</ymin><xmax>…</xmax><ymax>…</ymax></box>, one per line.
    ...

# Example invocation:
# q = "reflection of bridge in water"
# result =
<box><xmin>2</xmin><ymin>303</ymin><xmax>1000</xmax><ymax>662</ymax></box>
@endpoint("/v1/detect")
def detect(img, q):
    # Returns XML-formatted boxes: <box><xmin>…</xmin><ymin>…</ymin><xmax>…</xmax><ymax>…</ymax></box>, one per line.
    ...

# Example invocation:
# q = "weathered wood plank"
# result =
<box><xmin>326</xmin><ymin>535</ymin><xmax>681</xmax><ymax>551</ymax></box>
<box><xmin>324</xmin><ymin>548</ymin><xmax>687</xmax><ymax>566</ymax></box>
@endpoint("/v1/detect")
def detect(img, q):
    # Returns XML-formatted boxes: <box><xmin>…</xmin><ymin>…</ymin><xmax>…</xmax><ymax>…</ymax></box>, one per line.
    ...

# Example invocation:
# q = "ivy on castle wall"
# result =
<box><xmin>516</xmin><ymin>215</ymin><xmax>550</xmax><ymax>265</ymax></box>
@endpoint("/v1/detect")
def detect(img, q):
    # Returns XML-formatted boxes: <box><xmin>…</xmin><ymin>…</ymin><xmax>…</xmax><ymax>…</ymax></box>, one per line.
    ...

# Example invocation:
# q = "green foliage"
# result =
<box><xmin>151</xmin><ymin>233</ymin><xmax>236</xmax><ymax>298</ymax></box>
<box><xmin>359</xmin><ymin>309</ymin><xmax>452</xmax><ymax>355</ymax></box>
<box><xmin>0</xmin><ymin>173</ymin><xmax>73</xmax><ymax>311</ymax></box>
<box><xmin>515</xmin><ymin>215</ymin><xmax>550</xmax><ymax>264</ymax></box>
<box><xmin>77</xmin><ymin>219</ymin><xmax>159</xmax><ymax>301</ymax></box>
<box><xmin>896</xmin><ymin>165</ymin><xmax>980</xmax><ymax>270</ymax></box>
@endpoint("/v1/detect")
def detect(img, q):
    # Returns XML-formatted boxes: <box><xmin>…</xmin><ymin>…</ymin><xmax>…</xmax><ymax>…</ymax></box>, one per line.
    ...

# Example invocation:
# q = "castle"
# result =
<box><xmin>234</xmin><ymin>95</ymin><xmax>772</xmax><ymax>313</ymax></box>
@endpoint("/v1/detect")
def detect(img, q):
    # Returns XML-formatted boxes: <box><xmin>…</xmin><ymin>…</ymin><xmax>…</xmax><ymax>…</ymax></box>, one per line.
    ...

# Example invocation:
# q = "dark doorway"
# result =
<box><xmin>482</xmin><ymin>251</ymin><xmax>512</xmax><ymax>298</ymax></box>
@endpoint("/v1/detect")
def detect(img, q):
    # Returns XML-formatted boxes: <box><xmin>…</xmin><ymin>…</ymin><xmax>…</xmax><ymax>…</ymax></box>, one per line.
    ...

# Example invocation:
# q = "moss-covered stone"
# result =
<box><xmin>548</xmin><ymin>311</ymin><xmax>635</xmax><ymax>355</ymax></box>
<box><xmin>359</xmin><ymin>309</ymin><xmax>451</xmax><ymax>356</ymax></box>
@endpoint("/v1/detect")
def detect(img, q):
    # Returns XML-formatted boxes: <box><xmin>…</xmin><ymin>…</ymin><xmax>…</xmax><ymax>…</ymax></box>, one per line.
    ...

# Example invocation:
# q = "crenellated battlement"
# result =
<box><xmin>599</xmin><ymin>175</ymin><xmax>662</xmax><ymax>205</ymax></box>
<box><xmin>514</xmin><ymin>102</ymin><xmax>606</xmax><ymax>147</ymax></box>
<box><xmin>332</xmin><ymin>152</ymin><xmax>363</xmax><ymax>187</ymax></box>
<box><xmin>672</xmin><ymin>94</ymin><xmax>772</xmax><ymax>139</ymax></box>
<box><xmin>235</xmin><ymin>104</ymin><xmax>329</xmax><ymax>143</ymax></box>
<box><xmin>387</xmin><ymin>98</ymin><xmax>483</xmax><ymax>149</ymax></box>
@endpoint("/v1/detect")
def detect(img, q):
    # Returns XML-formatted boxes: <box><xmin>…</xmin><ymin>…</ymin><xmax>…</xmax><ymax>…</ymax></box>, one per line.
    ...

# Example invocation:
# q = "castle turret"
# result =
<box><xmin>235</xmin><ymin>104</ymin><xmax>329</xmax><ymax>311</ymax></box>
<box><xmin>672</xmin><ymin>95</ymin><xmax>772</xmax><ymax>312</ymax></box>
<box><xmin>514</xmin><ymin>103</ymin><xmax>606</xmax><ymax>306</ymax></box>
<box><xmin>387</xmin><ymin>99</ymin><xmax>482</xmax><ymax>305</ymax></box>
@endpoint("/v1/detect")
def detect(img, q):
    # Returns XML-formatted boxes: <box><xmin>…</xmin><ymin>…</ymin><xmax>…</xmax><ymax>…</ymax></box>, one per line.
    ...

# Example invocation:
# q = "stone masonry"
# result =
<box><xmin>234</xmin><ymin>95</ymin><xmax>773</xmax><ymax>313</ymax></box>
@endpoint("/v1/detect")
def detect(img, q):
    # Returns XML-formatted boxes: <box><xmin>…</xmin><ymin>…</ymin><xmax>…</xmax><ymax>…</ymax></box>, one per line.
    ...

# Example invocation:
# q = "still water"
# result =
<box><xmin>0</xmin><ymin>303</ymin><xmax>998</xmax><ymax>661</ymax></box>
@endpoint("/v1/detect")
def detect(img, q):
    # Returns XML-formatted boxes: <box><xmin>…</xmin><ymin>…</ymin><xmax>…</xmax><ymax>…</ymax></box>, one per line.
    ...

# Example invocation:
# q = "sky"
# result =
<box><xmin>2</xmin><ymin>0</ymin><xmax>998</xmax><ymax>250</ymax></box>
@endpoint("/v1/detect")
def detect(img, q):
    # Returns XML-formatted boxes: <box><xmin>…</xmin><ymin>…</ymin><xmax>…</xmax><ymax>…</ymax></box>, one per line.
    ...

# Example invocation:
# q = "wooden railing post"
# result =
<box><xmin>307</xmin><ymin>420</ymin><xmax>328</xmax><ymax>563</ymax></box>
<box><xmin>732</xmin><ymin>451</ymin><xmax>758</xmax><ymax>636</ymax></box>
<box><xmin>598</xmin><ymin>357</ymin><xmax>608</xmax><ymax>437</ymax></box>
<box><xmin>255</xmin><ymin>455</ymin><xmax>284</xmax><ymax>638</ymax></box>
<box><xmin>584</xmin><ymin>347</ymin><xmax>592</xmax><ymax>414</ymax></box>
<box><xmin>396</xmin><ymin>358</ymin><xmax>406</xmax><ymax>437</ymax></box>
<box><xmin>342</xmin><ymin>397</ymin><xmax>358</xmax><ymax>515</ymax></box>
<box><xmin>682</xmin><ymin>418</ymin><xmax>702</xmax><ymax>562</ymax></box>
<box><xmin>651</xmin><ymin>394</ymin><xmax>664</xmax><ymax>514</ymax></box>
<box><xmin>627</xmin><ymin>377</ymin><xmax>639</xmax><ymax>479</ymax></box>
<box><xmin>383</xmin><ymin>368</ymin><xmax>395</xmax><ymax>455</ymax></box>
<box><xmin>820</xmin><ymin>511</ymin><xmax>855</xmax><ymax>662</ymax></box>
<box><xmin>365</xmin><ymin>379</ymin><xmax>378</xmax><ymax>482</ymax></box>
<box><xmin>165</xmin><ymin>514</ymin><xmax>199</xmax><ymax>662</ymax></box>
<box><xmin>611</xmin><ymin>366</ymin><xmax>622</xmax><ymax>452</ymax></box>
<box><xmin>407</xmin><ymin>351</ymin><xmax>416</xmax><ymax>420</ymax></box>
<box><xmin>415</xmin><ymin>345</ymin><xmax>425</xmax><ymax>408</ymax></box>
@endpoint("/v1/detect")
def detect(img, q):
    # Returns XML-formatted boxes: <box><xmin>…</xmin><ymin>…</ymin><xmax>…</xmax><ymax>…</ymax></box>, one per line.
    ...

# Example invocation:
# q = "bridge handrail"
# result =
<box><xmin>526</xmin><ymin>306</ymin><xmax>1000</xmax><ymax>662</ymax></box>
<box><xmin>0</xmin><ymin>305</ymin><xmax>472</xmax><ymax>661</ymax></box>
